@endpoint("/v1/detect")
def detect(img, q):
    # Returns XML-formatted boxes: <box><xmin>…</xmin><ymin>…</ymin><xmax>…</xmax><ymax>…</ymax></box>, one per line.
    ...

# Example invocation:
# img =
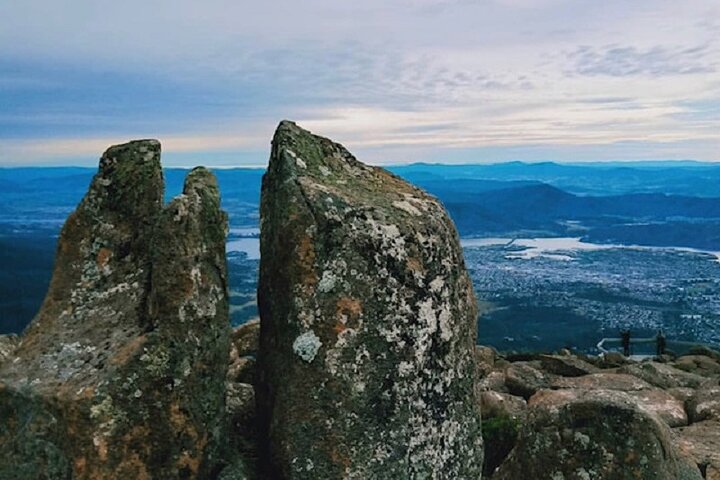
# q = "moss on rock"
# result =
<box><xmin>0</xmin><ymin>141</ymin><xmax>231</xmax><ymax>479</ymax></box>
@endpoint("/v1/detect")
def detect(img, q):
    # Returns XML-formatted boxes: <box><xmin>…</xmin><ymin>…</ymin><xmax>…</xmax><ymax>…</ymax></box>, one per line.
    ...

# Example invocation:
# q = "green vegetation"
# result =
<box><xmin>482</xmin><ymin>415</ymin><xmax>519</xmax><ymax>477</ymax></box>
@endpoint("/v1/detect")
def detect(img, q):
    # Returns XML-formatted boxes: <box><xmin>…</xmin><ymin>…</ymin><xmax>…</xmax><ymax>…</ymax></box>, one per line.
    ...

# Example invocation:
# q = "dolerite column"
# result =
<box><xmin>0</xmin><ymin>141</ymin><xmax>231</xmax><ymax>479</ymax></box>
<box><xmin>257</xmin><ymin>121</ymin><xmax>483</xmax><ymax>479</ymax></box>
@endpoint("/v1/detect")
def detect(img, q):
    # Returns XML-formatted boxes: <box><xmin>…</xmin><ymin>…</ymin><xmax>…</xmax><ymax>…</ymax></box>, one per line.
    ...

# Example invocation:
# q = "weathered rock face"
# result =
<box><xmin>504</xmin><ymin>361</ymin><xmax>556</xmax><ymax>399</ymax></box>
<box><xmin>619</xmin><ymin>362</ymin><xmax>707</xmax><ymax>389</ymax></box>
<box><xmin>539</xmin><ymin>353</ymin><xmax>600</xmax><ymax>377</ymax></box>
<box><xmin>494</xmin><ymin>390</ymin><xmax>702</xmax><ymax>480</ymax></box>
<box><xmin>479</xmin><ymin>390</ymin><xmax>527</xmax><ymax>420</ymax></box>
<box><xmin>0</xmin><ymin>334</ymin><xmax>18</xmax><ymax>364</ymax></box>
<box><xmin>257</xmin><ymin>121</ymin><xmax>483</xmax><ymax>479</ymax></box>
<box><xmin>476</xmin><ymin>345</ymin><xmax>720</xmax><ymax>478</ymax></box>
<box><xmin>688</xmin><ymin>385</ymin><xmax>720</xmax><ymax>423</ymax></box>
<box><xmin>223</xmin><ymin>320</ymin><xmax>261</xmax><ymax>480</ymax></box>
<box><xmin>674</xmin><ymin>420</ymin><xmax>720</xmax><ymax>477</ymax></box>
<box><xmin>0</xmin><ymin>141</ymin><xmax>230</xmax><ymax>479</ymax></box>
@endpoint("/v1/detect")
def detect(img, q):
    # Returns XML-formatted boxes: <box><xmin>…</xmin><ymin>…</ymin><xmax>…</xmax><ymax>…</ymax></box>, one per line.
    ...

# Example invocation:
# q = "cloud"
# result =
<box><xmin>567</xmin><ymin>43</ymin><xmax>718</xmax><ymax>77</ymax></box>
<box><xmin>0</xmin><ymin>0</ymin><xmax>718</xmax><ymax>164</ymax></box>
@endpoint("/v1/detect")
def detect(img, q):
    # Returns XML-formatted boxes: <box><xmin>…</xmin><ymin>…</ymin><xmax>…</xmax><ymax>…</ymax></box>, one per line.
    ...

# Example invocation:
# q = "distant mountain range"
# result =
<box><xmin>389</xmin><ymin>161</ymin><xmax>720</xmax><ymax>197</ymax></box>
<box><xmin>1</xmin><ymin>160</ymin><xmax>719</xmax><ymax>335</ymax></box>
<box><xmin>2</xmin><ymin>161</ymin><xmax>719</xmax><ymax>249</ymax></box>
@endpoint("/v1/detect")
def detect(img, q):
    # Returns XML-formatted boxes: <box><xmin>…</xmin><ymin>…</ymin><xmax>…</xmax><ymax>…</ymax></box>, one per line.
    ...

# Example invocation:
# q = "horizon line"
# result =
<box><xmin>1</xmin><ymin>159</ymin><xmax>719</xmax><ymax>170</ymax></box>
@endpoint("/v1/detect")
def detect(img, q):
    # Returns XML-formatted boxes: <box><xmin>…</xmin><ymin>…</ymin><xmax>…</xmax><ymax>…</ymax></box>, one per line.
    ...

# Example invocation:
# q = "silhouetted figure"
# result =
<box><xmin>621</xmin><ymin>329</ymin><xmax>631</xmax><ymax>357</ymax></box>
<box><xmin>656</xmin><ymin>330</ymin><xmax>667</xmax><ymax>356</ymax></box>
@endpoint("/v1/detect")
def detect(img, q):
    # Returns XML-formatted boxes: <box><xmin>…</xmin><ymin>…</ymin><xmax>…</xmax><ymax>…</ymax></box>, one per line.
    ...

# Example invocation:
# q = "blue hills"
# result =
<box><xmin>1</xmin><ymin>160</ymin><xmax>720</xmax><ymax>334</ymax></box>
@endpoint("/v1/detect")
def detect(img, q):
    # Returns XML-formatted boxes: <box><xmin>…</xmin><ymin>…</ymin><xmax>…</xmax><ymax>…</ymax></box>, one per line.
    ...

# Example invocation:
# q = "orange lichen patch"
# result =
<box><xmin>109</xmin><ymin>335</ymin><xmax>147</xmax><ymax>366</ymax></box>
<box><xmin>405</xmin><ymin>257</ymin><xmax>425</xmax><ymax>276</ymax></box>
<box><xmin>169</xmin><ymin>402</ymin><xmax>188</xmax><ymax>432</ymax></box>
<box><xmin>170</xmin><ymin>402</ymin><xmax>200</xmax><ymax>442</ymax></box>
<box><xmin>169</xmin><ymin>401</ymin><xmax>207</xmax><ymax>475</ymax></box>
<box><xmin>96</xmin><ymin>248</ymin><xmax>112</xmax><ymax>269</ymax></box>
<box><xmin>333</xmin><ymin>322</ymin><xmax>347</xmax><ymax>335</ymax></box>
<box><xmin>176</xmin><ymin>433</ymin><xmax>208</xmax><ymax>476</ymax></box>
<box><xmin>73</xmin><ymin>457</ymin><xmax>87</xmax><ymax>476</ymax></box>
<box><xmin>296</xmin><ymin>235</ymin><xmax>317</xmax><ymax>286</ymax></box>
<box><xmin>94</xmin><ymin>436</ymin><xmax>109</xmax><ymax>462</ymax></box>
<box><xmin>55</xmin><ymin>382</ymin><xmax>95</xmax><ymax>401</ymax></box>
<box><xmin>115</xmin><ymin>453</ymin><xmax>151</xmax><ymax>480</ymax></box>
<box><xmin>336</xmin><ymin>297</ymin><xmax>362</xmax><ymax>321</ymax></box>
<box><xmin>120</xmin><ymin>425</ymin><xmax>153</xmax><ymax>460</ymax></box>
<box><xmin>75</xmin><ymin>427</ymin><xmax>152</xmax><ymax>480</ymax></box>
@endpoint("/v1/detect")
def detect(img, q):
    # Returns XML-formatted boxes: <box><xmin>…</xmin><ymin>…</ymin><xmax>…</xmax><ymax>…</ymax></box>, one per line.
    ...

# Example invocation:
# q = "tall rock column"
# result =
<box><xmin>257</xmin><ymin>121</ymin><xmax>483</xmax><ymax>479</ymax></box>
<box><xmin>0</xmin><ymin>141</ymin><xmax>230</xmax><ymax>479</ymax></box>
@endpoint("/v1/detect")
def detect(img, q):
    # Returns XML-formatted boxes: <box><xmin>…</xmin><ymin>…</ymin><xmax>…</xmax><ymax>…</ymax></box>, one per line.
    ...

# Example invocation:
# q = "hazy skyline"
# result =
<box><xmin>1</xmin><ymin>0</ymin><xmax>718</xmax><ymax>166</ymax></box>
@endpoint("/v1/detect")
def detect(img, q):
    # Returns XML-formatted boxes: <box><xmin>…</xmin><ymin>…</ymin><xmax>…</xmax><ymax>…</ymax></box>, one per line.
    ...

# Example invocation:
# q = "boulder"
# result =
<box><xmin>228</xmin><ymin>354</ymin><xmax>256</xmax><ymax>385</ymax></box>
<box><xmin>539</xmin><ymin>353</ymin><xmax>601</xmax><ymax>377</ymax></box>
<box><xmin>551</xmin><ymin>372</ymin><xmax>653</xmax><ymax>391</ymax></box>
<box><xmin>688</xmin><ymin>386</ymin><xmax>720</xmax><ymax>423</ymax></box>
<box><xmin>674</xmin><ymin>421</ymin><xmax>720</xmax><ymax>477</ymax></box>
<box><xmin>530</xmin><ymin>388</ymin><xmax>688</xmax><ymax>427</ymax></box>
<box><xmin>504</xmin><ymin>361</ymin><xmax>556</xmax><ymax>399</ymax></box>
<box><xmin>687</xmin><ymin>345</ymin><xmax>720</xmax><ymax>362</ymax></box>
<box><xmin>477</xmin><ymin>370</ymin><xmax>508</xmax><ymax>393</ymax></box>
<box><xmin>0</xmin><ymin>141</ymin><xmax>231</xmax><ymax>479</ymax></box>
<box><xmin>619</xmin><ymin>361</ymin><xmax>707</xmax><ymax>389</ymax></box>
<box><xmin>232</xmin><ymin>319</ymin><xmax>260</xmax><ymax>357</ymax></box>
<box><xmin>674</xmin><ymin>355</ymin><xmax>720</xmax><ymax>377</ymax></box>
<box><xmin>0</xmin><ymin>334</ymin><xmax>18</xmax><ymax>364</ymax></box>
<box><xmin>256</xmin><ymin>121</ymin><xmax>483</xmax><ymax>478</ymax></box>
<box><xmin>479</xmin><ymin>391</ymin><xmax>526</xmax><ymax>420</ymax></box>
<box><xmin>627</xmin><ymin>388</ymin><xmax>688</xmax><ymax>427</ymax></box>
<box><xmin>668</xmin><ymin>387</ymin><xmax>697</xmax><ymax>403</ymax></box>
<box><xmin>495</xmin><ymin>389</ymin><xmax>702</xmax><ymax>480</ymax></box>
<box><xmin>598</xmin><ymin>351</ymin><xmax>629</xmax><ymax>368</ymax></box>
<box><xmin>475</xmin><ymin>345</ymin><xmax>497</xmax><ymax>376</ymax></box>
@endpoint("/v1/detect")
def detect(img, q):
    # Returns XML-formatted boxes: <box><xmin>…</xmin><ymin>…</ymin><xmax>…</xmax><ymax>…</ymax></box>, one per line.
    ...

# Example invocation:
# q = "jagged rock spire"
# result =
<box><xmin>257</xmin><ymin>121</ymin><xmax>483</xmax><ymax>479</ymax></box>
<box><xmin>0</xmin><ymin>140</ymin><xmax>230</xmax><ymax>479</ymax></box>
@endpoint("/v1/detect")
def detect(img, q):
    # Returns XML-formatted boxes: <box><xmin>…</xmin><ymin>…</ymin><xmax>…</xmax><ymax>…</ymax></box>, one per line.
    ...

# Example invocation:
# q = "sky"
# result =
<box><xmin>0</xmin><ymin>0</ymin><xmax>718</xmax><ymax>166</ymax></box>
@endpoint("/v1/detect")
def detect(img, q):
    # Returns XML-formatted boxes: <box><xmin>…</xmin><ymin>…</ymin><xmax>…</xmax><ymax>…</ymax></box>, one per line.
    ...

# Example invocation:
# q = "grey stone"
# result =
<box><xmin>256</xmin><ymin>121</ymin><xmax>483</xmax><ymax>479</ymax></box>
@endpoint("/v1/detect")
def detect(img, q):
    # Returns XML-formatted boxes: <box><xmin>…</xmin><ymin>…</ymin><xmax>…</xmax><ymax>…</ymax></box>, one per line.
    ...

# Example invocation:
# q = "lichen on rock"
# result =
<box><xmin>493</xmin><ymin>390</ymin><xmax>703</xmax><ymax>480</ymax></box>
<box><xmin>0</xmin><ymin>140</ymin><xmax>231</xmax><ymax>479</ymax></box>
<box><xmin>256</xmin><ymin>121</ymin><xmax>483</xmax><ymax>479</ymax></box>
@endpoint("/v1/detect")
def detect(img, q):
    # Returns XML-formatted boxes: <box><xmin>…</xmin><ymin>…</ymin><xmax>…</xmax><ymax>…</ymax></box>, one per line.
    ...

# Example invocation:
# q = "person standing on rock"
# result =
<box><xmin>656</xmin><ymin>330</ymin><xmax>667</xmax><ymax>356</ymax></box>
<box><xmin>621</xmin><ymin>329</ymin><xmax>631</xmax><ymax>357</ymax></box>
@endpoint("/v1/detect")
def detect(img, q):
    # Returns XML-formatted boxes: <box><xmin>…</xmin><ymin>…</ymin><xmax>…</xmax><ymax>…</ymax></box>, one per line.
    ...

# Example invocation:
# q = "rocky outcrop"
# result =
<box><xmin>504</xmin><ymin>361</ymin><xmax>556</xmax><ymax>398</ymax></box>
<box><xmin>493</xmin><ymin>389</ymin><xmax>702</xmax><ymax>480</ymax></box>
<box><xmin>0</xmin><ymin>141</ymin><xmax>230</xmax><ymax>479</ymax></box>
<box><xmin>619</xmin><ymin>361</ymin><xmax>707</xmax><ymax>389</ymax></box>
<box><xmin>479</xmin><ymin>390</ymin><xmax>527</xmax><ymax>420</ymax></box>
<box><xmin>674</xmin><ymin>421</ymin><xmax>720</xmax><ymax>478</ymax></box>
<box><xmin>477</xmin><ymin>347</ymin><xmax>720</xmax><ymax>478</ymax></box>
<box><xmin>0</xmin><ymin>334</ymin><xmax>17</xmax><ymax>363</ymax></box>
<box><xmin>530</xmin><ymin>388</ymin><xmax>688</xmax><ymax>427</ymax></box>
<box><xmin>223</xmin><ymin>320</ymin><xmax>261</xmax><ymax>479</ymax></box>
<box><xmin>257</xmin><ymin>121</ymin><xmax>483</xmax><ymax>479</ymax></box>
<box><xmin>688</xmin><ymin>386</ymin><xmax>720</xmax><ymax>423</ymax></box>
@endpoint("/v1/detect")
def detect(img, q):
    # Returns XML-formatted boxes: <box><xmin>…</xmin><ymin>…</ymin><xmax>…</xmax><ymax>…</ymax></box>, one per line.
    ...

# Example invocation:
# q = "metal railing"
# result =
<box><xmin>597</xmin><ymin>332</ymin><xmax>717</xmax><ymax>357</ymax></box>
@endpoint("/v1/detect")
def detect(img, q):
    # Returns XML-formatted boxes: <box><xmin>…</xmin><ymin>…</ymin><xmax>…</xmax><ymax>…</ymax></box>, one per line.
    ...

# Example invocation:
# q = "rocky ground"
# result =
<box><xmin>476</xmin><ymin>345</ymin><xmax>720</xmax><ymax>479</ymax></box>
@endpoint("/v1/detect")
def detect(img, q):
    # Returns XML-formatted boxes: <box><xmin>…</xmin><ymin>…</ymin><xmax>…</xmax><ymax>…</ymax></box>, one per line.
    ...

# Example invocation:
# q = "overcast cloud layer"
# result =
<box><xmin>0</xmin><ymin>0</ymin><xmax>718</xmax><ymax>165</ymax></box>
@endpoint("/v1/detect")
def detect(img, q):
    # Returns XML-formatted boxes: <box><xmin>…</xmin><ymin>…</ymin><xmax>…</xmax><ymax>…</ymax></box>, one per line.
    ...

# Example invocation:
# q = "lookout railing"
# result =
<box><xmin>597</xmin><ymin>332</ymin><xmax>717</xmax><ymax>357</ymax></box>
